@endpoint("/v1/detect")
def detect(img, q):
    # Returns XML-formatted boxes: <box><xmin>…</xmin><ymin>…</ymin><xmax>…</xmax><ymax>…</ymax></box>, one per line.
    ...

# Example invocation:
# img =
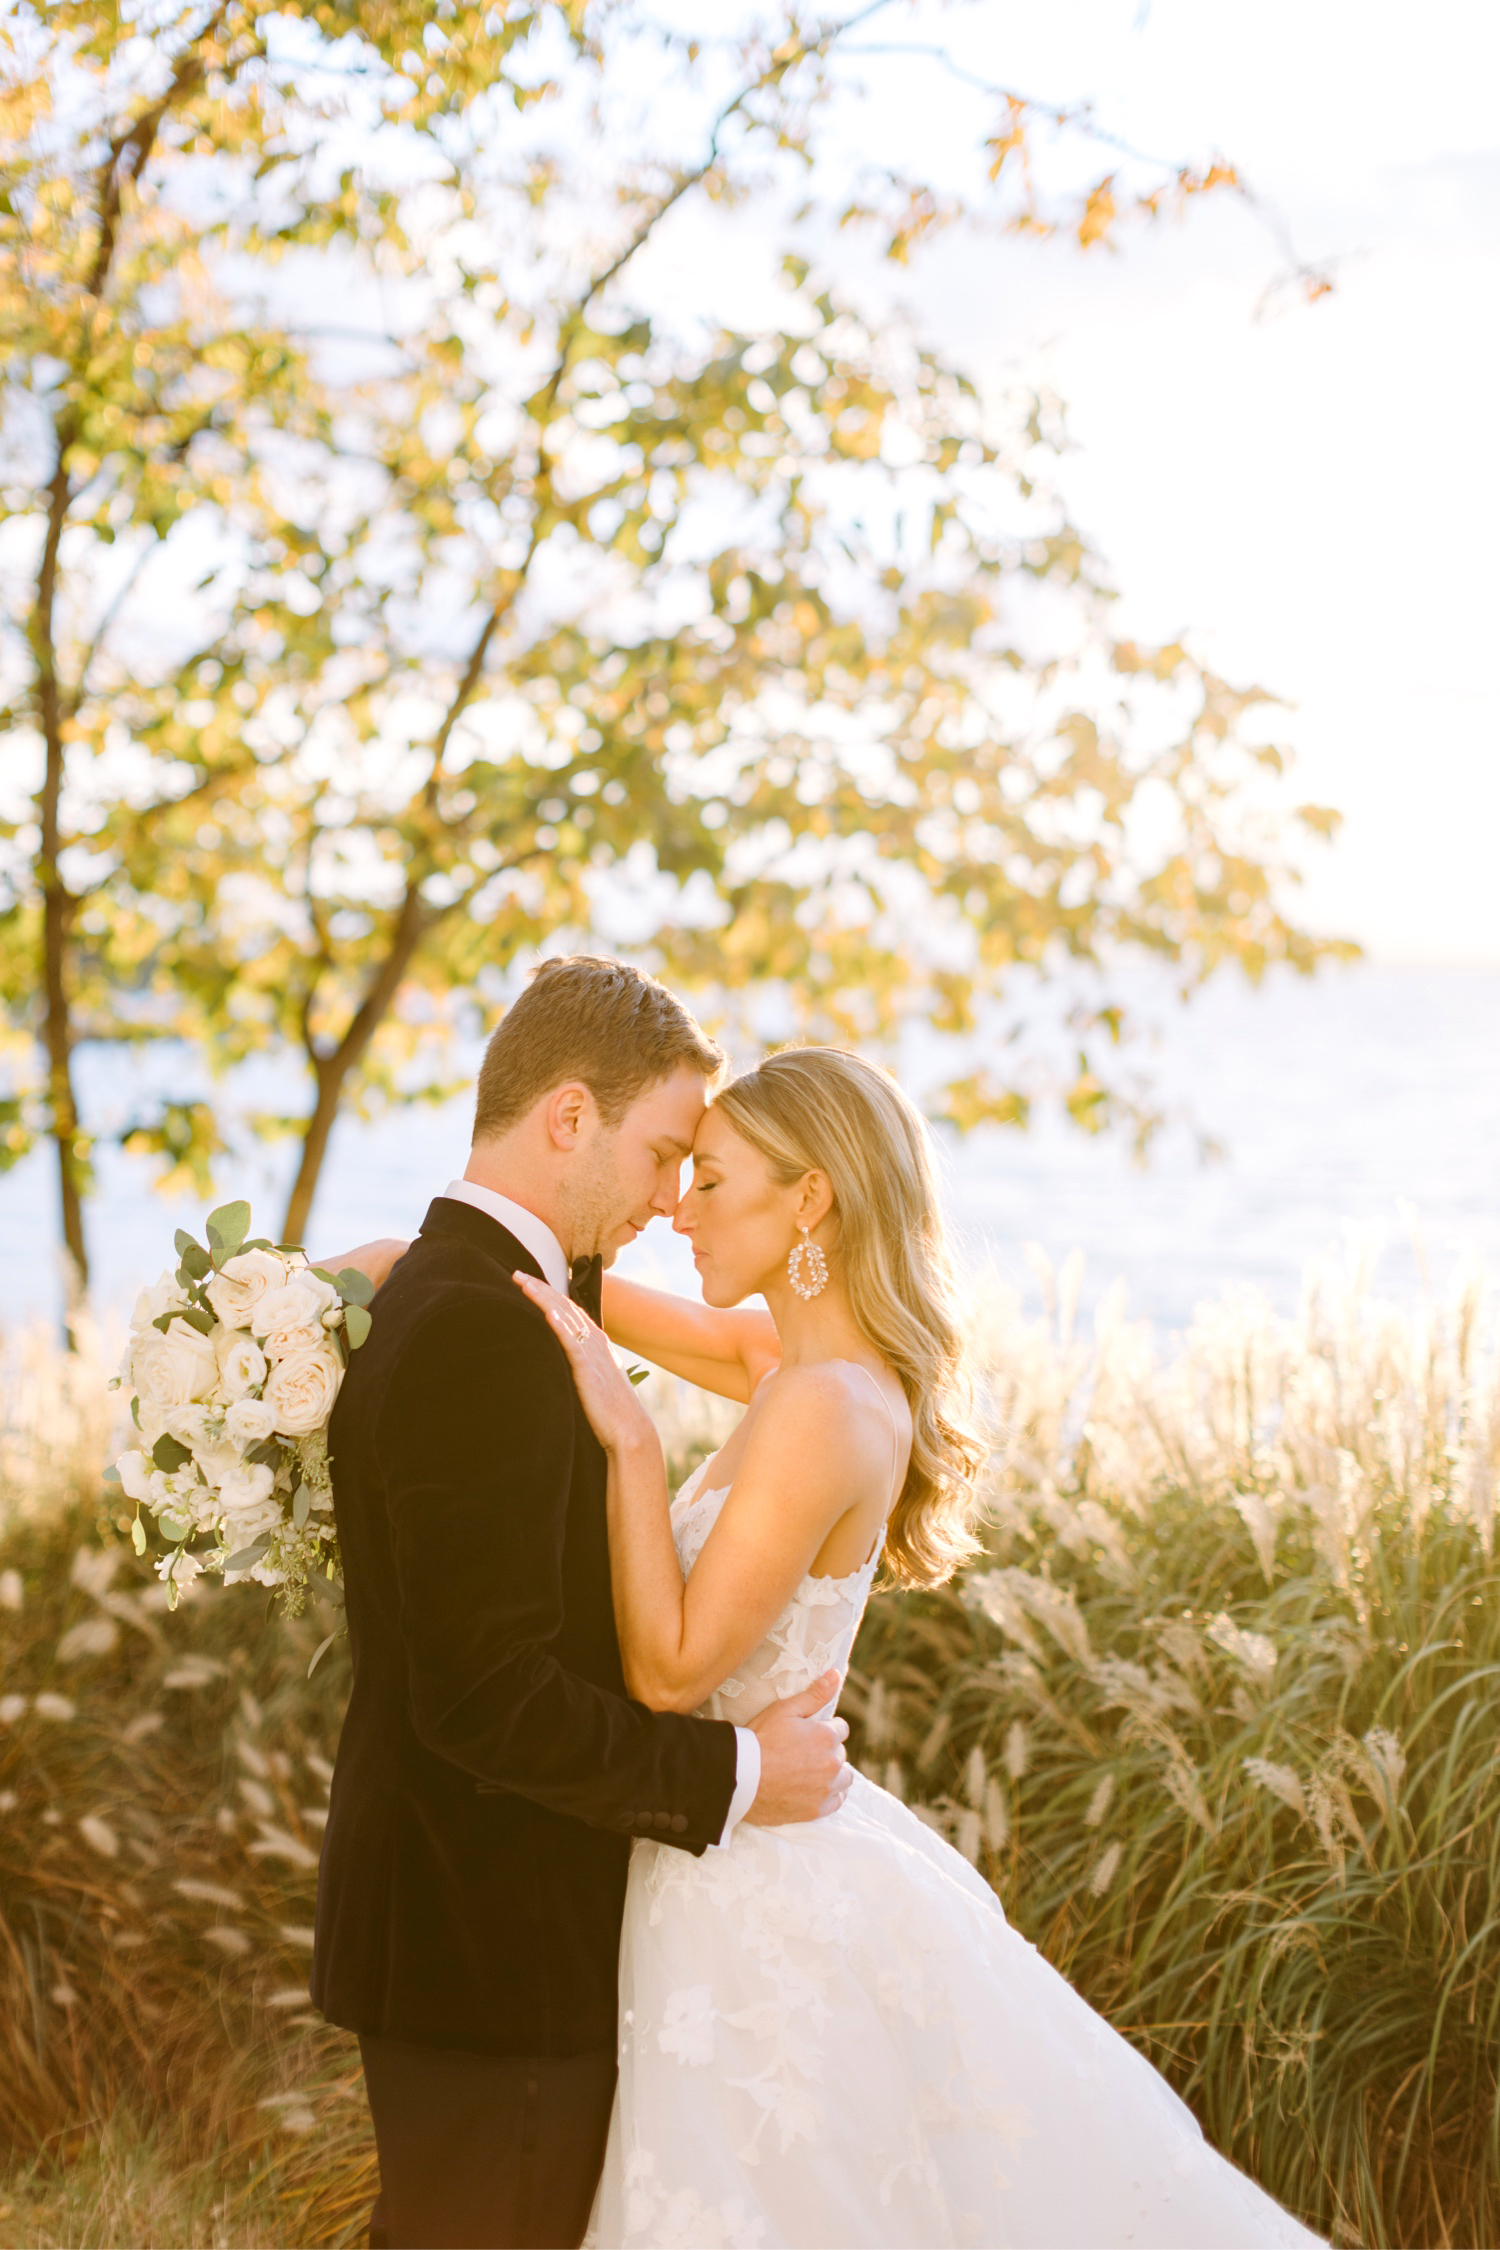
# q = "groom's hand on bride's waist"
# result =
<box><xmin>743</xmin><ymin>1670</ymin><xmax>852</xmax><ymax>1826</ymax></box>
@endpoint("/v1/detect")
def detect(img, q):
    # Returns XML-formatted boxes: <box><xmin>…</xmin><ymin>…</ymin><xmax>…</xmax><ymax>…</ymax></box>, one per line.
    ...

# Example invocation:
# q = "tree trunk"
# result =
<box><xmin>33</xmin><ymin>457</ymin><xmax>89</xmax><ymax>1298</ymax></box>
<box><xmin>280</xmin><ymin>1062</ymin><xmax>344</xmax><ymax>1247</ymax></box>
<box><xmin>279</xmin><ymin>887</ymin><xmax>437</xmax><ymax>1244</ymax></box>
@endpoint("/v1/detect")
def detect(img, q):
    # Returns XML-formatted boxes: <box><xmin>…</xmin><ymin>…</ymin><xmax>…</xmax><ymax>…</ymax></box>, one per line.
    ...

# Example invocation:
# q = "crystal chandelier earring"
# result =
<box><xmin>787</xmin><ymin>1225</ymin><xmax>828</xmax><ymax>1301</ymax></box>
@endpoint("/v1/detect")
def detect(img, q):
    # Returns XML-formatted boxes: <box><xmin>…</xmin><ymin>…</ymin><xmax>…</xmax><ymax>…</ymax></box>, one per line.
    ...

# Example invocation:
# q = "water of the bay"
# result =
<box><xmin>2</xmin><ymin>964</ymin><xmax>1494</xmax><ymax>1339</ymax></box>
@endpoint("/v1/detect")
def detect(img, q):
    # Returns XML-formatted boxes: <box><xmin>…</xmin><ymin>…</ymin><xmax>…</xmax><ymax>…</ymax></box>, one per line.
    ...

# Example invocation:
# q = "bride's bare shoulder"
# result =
<box><xmin>745</xmin><ymin>1360</ymin><xmax>900</xmax><ymax>1467</ymax></box>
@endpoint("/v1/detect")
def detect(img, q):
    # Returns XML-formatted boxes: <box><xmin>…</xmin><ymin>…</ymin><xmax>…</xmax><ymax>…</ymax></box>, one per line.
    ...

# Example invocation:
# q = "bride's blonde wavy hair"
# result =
<box><xmin>713</xmin><ymin>1047</ymin><xmax>987</xmax><ymax>1589</ymax></box>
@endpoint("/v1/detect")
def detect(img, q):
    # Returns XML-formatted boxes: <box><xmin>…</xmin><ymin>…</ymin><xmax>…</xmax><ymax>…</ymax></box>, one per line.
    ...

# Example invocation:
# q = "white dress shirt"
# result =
<box><xmin>440</xmin><ymin>1178</ymin><xmax>761</xmax><ymax>1846</ymax></box>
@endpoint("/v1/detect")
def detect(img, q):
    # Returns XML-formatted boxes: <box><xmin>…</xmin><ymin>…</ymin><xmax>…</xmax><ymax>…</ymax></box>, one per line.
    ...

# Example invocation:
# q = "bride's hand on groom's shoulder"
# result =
<box><xmin>516</xmin><ymin>1273</ymin><xmax>659</xmax><ymax>1462</ymax></box>
<box><xmin>313</xmin><ymin>1236</ymin><xmax>411</xmax><ymax>1292</ymax></box>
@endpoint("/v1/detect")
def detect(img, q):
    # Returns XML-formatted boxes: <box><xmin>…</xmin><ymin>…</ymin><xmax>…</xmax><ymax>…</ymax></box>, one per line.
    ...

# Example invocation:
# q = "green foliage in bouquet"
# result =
<box><xmin>110</xmin><ymin>1203</ymin><xmax>371</xmax><ymax>1639</ymax></box>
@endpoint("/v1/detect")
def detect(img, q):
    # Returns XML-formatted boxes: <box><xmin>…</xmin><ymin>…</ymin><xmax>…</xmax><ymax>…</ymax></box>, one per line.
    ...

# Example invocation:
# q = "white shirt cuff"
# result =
<box><xmin>714</xmin><ymin>1727</ymin><xmax>760</xmax><ymax>1847</ymax></box>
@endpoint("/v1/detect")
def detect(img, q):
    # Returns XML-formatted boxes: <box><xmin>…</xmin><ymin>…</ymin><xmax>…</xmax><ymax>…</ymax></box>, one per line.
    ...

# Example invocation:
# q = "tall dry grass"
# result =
<box><xmin>3</xmin><ymin>1247</ymin><xmax>1498</xmax><ymax>2245</ymax></box>
<box><xmin>845</xmin><ymin>1242</ymin><xmax>1500</xmax><ymax>2248</ymax></box>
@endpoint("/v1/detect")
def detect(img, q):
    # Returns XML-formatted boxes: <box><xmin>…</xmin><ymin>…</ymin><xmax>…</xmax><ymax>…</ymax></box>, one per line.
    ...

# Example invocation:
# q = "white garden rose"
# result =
<box><xmin>205</xmin><ymin>1249</ymin><xmax>286</xmax><ymax>1331</ymax></box>
<box><xmin>130</xmin><ymin>1269</ymin><xmax>185</xmax><ymax>1332</ymax></box>
<box><xmin>215</xmin><ymin>1327</ymin><xmax>268</xmax><ymax>1400</ymax></box>
<box><xmin>130</xmin><ymin>1318</ymin><xmax>219</xmax><ymax>1428</ymax></box>
<box><xmin>162</xmin><ymin>1402</ymin><xmax>215</xmax><ymax>1453</ymax></box>
<box><xmin>264</xmin><ymin>1339</ymin><xmax>344</xmax><ymax>1437</ymax></box>
<box><xmin>257</xmin><ymin>1274</ymin><xmax>339</xmax><ymax>1357</ymax></box>
<box><xmin>224</xmin><ymin>1397</ymin><xmax>277</xmax><ymax>1448</ymax></box>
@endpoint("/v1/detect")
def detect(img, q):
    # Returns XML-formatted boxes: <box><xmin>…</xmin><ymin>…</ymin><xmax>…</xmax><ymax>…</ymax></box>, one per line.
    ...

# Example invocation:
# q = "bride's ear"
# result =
<box><xmin>793</xmin><ymin>1172</ymin><xmax>834</xmax><ymax>1234</ymax></box>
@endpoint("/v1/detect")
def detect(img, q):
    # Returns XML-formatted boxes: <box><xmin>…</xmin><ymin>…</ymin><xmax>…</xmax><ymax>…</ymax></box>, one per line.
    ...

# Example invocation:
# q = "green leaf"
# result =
<box><xmin>174</xmin><ymin>1303</ymin><xmax>216</xmax><ymax>1336</ymax></box>
<box><xmin>244</xmin><ymin>1437</ymin><xmax>283</xmax><ymax>1468</ymax></box>
<box><xmin>131</xmin><ymin>1515</ymin><xmax>147</xmax><ymax>1556</ymax></box>
<box><xmin>307</xmin><ymin>1631</ymin><xmax>339</xmax><ymax>1678</ymax></box>
<box><xmin>336</xmin><ymin>1266</ymin><xmax>375</xmax><ymax>1308</ymax></box>
<box><xmin>157</xmin><ymin>1513</ymin><xmax>190</xmax><ymax>1542</ymax></box>
<box><xmin>174</xmin><ymin>1229</ymin><xmax>201</xmax><ymax>1259</ymax></box>
<box><xmin>102</xmin><ymin>1464</ymin><xmax>121</xmax><ymax>1483</ymax></box>
<box><xmin>292</xmin><ymin>1484</ymin><xmax>310</xmax><ymax>1528</ymax></box>
<box><xmin>178</xmin><ymin>1240</ymin><xmax>212</xmax><ymax>1281</ymax></box>
<box><xmin>206</xmin><ymin>1200</ymin><xmax>251</xmax><ymax>1262</ymax></box>
<box><xmin>627</xmin><ymin>1363</ymin><xmax>650</xmax><ymax>1385</ymax></box>
<box><xmin>151</xmin><ymin>1433</ymin><xmax>193</xmax><ymax>1472</ymax></box>
<box><xmin>223</xmin><ymin>1534</ymin><xmax>272</xmax><ymax>1572</ymax></box>
<box><xmin>343</xmin><ymin>1302</ymin><xmax>372</xmax><ymax>1349</ymax></box>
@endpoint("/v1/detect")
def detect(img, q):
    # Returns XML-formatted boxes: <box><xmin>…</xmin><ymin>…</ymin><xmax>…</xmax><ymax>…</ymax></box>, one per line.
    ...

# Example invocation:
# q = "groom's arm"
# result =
<box><xmin>375</xmin><ymin>1282</ymin><xmax>738</xmax><ymax>1853</ymax></box>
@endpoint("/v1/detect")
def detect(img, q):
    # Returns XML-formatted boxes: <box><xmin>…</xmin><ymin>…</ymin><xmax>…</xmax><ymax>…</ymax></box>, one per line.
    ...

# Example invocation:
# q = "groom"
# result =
<box><xmin>311</xmin><ymin>956</ymin><xmax>850</xmax><ymax>2250</ymax></box>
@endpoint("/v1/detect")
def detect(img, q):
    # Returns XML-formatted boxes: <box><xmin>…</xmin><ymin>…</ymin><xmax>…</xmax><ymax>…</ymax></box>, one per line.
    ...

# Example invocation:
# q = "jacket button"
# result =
<box><xmin>653</xmin><ymin>1811</ymin><xmax>673</xmax><ymax>1832</ymax></box>
<box><xmin>670</xmin><ymin>1813</ymin><xmax>689</xmax><ymax>1834</ymax></box>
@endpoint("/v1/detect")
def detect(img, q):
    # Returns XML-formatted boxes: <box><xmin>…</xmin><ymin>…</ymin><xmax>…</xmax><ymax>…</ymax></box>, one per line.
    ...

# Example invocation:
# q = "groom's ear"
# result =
<box><xmin>542</xmin><ymin>1080</ymin><xmax>598</xmax><ymax>1152</ymax></box>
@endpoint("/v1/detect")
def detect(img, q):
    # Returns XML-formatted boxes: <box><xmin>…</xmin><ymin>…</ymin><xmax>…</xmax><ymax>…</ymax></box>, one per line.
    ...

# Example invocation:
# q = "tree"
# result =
<box><xmin>0</xmin><ymin>0</ymin><xmax>1345</xmax><ymax>1281</ymax></box>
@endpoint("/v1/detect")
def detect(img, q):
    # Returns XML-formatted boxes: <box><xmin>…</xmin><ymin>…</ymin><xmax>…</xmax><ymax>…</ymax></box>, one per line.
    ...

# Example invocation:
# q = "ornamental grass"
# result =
<box><xmin>2</xmin><ymin>1246</ymin><xmax>1498</xmax><ymax>2245</ymax></box>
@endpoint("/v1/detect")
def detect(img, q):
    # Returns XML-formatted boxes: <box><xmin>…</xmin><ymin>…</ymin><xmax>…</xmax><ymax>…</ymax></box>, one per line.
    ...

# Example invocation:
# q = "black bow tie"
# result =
<box><xmin>568</xmin><ymin>1255</ymin><xmax>603</xmax><ymax>1323</ymax></box>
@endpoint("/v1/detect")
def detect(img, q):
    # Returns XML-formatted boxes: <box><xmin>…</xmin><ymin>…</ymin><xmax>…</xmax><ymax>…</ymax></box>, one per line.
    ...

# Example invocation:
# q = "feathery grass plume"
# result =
<box><xmin>846</xmin><ymin>1245</ymin><xmax>1500</xmax><ymax>2248</ymax></box>
<box><xmin>6</xmin><ymin>1250</ymin><xmax>1500</xmax><ymax>2245</ymax></box>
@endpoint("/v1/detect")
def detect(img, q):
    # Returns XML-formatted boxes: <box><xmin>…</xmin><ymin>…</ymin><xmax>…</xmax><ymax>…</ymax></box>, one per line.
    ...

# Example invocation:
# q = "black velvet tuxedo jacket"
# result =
<box><xmin>311</xmin><ymin>1196</ymin><xmax>739</xmax><ymax>2058</ymax></box>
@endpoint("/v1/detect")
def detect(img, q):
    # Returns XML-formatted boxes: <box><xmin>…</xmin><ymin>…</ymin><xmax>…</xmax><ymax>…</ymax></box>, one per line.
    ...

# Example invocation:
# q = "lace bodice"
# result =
<box><xmin>669</xmin><ymin>1456</ymin><xmax>884</xmax><ymax>1725</ymax></box>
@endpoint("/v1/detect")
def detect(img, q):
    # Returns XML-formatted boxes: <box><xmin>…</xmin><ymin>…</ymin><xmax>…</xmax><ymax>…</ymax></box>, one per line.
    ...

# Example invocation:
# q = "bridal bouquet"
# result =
<box><xmin>110</xmin><ymin>1200</ymin><xmax>372</xmax><ymax>1626</ymax></box>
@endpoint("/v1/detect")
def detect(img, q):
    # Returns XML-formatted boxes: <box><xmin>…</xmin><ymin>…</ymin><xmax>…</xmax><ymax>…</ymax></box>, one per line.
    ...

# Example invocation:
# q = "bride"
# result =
<box><xmin>516</xmin><ymin>1046</ymin><xmax>1321</xmax><ymax>2250</ymax></box>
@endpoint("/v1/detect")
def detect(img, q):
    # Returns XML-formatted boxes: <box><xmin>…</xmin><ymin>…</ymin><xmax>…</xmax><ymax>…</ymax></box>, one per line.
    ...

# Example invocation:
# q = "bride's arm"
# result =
<box><xmin>312</xmin><ymin>1237</ymin><xmax>411</xmax><ymax>1291</ymax></box>
<box><xmin>601</xmin><ymin>1275</ymin><xmax>780</xmax><ymax>1404</ymax></box>
<box><xmin>519</xmin><ymin>1275</ymin><xmax>870</xmax><ymax>1713</ymax></box>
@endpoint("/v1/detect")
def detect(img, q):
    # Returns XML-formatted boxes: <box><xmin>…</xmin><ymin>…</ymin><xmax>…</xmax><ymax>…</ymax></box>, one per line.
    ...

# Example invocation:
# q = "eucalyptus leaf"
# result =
<box><xmin>343</xmin><ymin>1302</ymin><xmax>372</xmax><ymax>1349</ymax></box>
<box><xmin>223</xmin><ymin>1534</ymin><xmax>272</xmax><ymax>1572</ymax></box>
<box><xmin>206</xmin><ymin>1199</ymin><xmax>251</xmax><ymax>1261</ymax></box>
<box><xmin>102</xmin><ymin>1463</ymin><xmax>121</xmax><ymax>1483</ymax></box>
<box><xmin>336</xmin><ymin>1266</ymin><xmax>375</xmax><ymax>1308</ymax></box>
<box><xmin>174</xmin><ymin>1228</ymin><xmax>199</xmax><ymax>1258</ymax></box>
<box><xmin>245</xmin><ymin>1437</ymin><xmax>283</xmax><ymax>1469</ymax></box>
<box><xmin>307</xmin><ymin>1631</ymin><xmax>338</xmax><ymax>1679</ymax></box>
<box><xmin>157</xmin><ymin>1513</ymin><xmax>189</xmax><ymax>1542</ymax></box>
<box><xmin>292</xmin><ymin>1484</ymin><xmax>310</xmax><ymax>1529</ymax></box>
<box><xmin>179</xmin><ymin>1240</ymin><xmax>211</xmax><ymax>1281</ymax></box>
<box><xmin>151</xmin><ymin>1433</ymin><xmax>193</xmax><ymax>1472</ymax></box>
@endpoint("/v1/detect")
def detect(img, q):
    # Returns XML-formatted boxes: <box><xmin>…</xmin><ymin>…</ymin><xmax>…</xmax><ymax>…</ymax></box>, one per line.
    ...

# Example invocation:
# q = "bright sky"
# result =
<box><xmin>826</xmin><ymin>0</ymin><xmax>1500</xmax><ymax>966</ymax></box>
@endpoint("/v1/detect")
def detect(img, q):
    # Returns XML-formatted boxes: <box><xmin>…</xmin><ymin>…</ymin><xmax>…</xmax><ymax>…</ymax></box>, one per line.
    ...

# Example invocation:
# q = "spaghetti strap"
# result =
<box><xmin>850</xmin><ymin>1362</ymin><xmax>902</xmax><ymax>1510</ymax></box>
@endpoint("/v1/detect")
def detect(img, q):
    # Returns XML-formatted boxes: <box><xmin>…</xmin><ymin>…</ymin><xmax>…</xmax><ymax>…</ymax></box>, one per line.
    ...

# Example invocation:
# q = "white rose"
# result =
<box><xmin>264</xmin><ymin>1340</ymin><xmax>344</xmax><ymax>1437</ymax></box>
<box><xmin>215</xmin><ymin>1328</ymin><xmax>267</xmax><ymax>1400</ymax></box>
<box><xmin>130</xmin><ymin>1270</ymin><xmax>184</xmax><ymax>1332</ymax></box>
<box><xmin>130</xmin><ymin>1319</ymin><xmax>219</xmax><ymax>1426</ymax></box>
<box><xmin>163</xmin><ymin>1402</ymin><xmax>215</xmax><ymax>1452</ymax></box>
<box><xmin>224</xmin><ymin>1398</ymin><xmax>277</xmax><ymax>1449</ymax></box>
<box><xmin>257</xmin><ymin>1275</ymin><xmax>338</xmax><ymax>1356</ymax></box>
<box><xmin>205</xmin><ymin>1249</ymin><xmax>286</xmax><ymax>1331</ymax></box>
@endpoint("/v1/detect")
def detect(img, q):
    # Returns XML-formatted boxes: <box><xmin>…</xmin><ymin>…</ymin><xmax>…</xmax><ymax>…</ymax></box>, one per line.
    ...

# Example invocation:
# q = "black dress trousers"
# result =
<box><xmin>361</xmin><ymin>2034</ymin><xmax>617</xmax><ymax>2250</ymax></box>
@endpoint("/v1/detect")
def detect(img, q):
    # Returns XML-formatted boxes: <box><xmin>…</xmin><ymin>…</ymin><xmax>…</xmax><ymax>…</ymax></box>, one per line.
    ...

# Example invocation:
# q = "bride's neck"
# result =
<box><xmin>762</xmin><ymin>1276</ymin><xmax>870</xmax><ymax>1369</ymax></box>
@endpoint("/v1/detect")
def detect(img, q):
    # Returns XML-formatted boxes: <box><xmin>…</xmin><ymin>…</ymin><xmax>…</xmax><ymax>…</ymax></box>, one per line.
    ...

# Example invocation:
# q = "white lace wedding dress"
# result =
<box><xmin>587</xmin><ymin>1453</ymin><xmax>1321</xmax><ymax>2250</ymax></box>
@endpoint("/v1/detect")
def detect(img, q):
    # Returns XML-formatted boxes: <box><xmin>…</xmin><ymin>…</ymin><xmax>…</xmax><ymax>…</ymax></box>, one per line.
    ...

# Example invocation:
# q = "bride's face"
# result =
<box><xmin>673</xmin><ymin>1108</ymin><xmax>805</xmax><ymax>1307</ymax></box>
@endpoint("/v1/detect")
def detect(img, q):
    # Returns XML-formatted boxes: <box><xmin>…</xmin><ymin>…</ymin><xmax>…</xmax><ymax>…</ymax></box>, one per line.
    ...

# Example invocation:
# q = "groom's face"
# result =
<box><xmin>564</xmin><ymin>1063</ymin><xmax>710</xmax><ymax>1262</ymax></box>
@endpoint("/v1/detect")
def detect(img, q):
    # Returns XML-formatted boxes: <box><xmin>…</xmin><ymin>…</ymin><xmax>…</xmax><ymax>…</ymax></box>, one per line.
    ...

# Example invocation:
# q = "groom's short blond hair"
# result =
<box><xmin>473</xmin><ymin>956</ymin><xmax>723</xmax><ymax>1142</ymax></box>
